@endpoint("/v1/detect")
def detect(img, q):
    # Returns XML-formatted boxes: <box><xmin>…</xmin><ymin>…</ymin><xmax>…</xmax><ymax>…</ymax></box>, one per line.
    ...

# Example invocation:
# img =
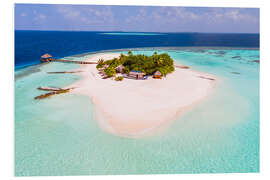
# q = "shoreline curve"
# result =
<box><xmin>67</xmin><ymin>52</ymin><xmax>218</xmax><ymax>138</ymax></box>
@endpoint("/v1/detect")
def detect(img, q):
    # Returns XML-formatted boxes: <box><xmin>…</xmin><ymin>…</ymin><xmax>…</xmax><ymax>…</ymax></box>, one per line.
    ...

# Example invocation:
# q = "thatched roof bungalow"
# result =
<box><xmin>153</xmin><ymin>71</ymin><xmax>162</xmax><ymax>79</ymax></box>
<box><xmin>40</xmin><ymin>53</ymin><xmax>53</xmax><ymax>62</ymax></box>
<box><xmin>103</xmin><ymin>64</ymin><xmax>109</xmax><ymax>69</ymax></box>
<box><xmin>128</xmin><ymin>70</ymin><xmax>146</xmax><ymax>80</ymax></box>
<box><xmin>41</xmin><ymin>53</ymin><xmax>52</xmax><ymax>58</ymax></box>
<box><xmin>98</xmin><ymin>64</ymin><xmax>109</xmax><ymax>71</ymax></box>
<box><xmin>115</xmin><ymin>65</ymin><xmax>125</xmax><ymax>73</ymax></box>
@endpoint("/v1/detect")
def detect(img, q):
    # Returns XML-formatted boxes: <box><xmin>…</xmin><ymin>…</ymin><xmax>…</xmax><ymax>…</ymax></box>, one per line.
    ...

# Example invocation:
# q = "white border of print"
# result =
<box><xmin>1</xmin><ymin>0</ymin><xmax>269</xmax><ymax>180</ymax></box>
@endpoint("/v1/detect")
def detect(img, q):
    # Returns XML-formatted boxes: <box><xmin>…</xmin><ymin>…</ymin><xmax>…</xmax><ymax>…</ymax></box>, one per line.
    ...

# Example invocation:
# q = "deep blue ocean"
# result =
<box><xmin>15</xmin><ymin>30</ymin><xmax>259</xmax><ymax>68</ymax></box>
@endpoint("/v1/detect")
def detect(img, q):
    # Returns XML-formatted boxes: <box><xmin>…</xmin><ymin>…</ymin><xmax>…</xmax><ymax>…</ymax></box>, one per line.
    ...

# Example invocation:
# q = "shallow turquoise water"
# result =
<box><xmin>15</xmin><ymin>48</ymin><xmax>259</xmax><ymax>176</ymax></box>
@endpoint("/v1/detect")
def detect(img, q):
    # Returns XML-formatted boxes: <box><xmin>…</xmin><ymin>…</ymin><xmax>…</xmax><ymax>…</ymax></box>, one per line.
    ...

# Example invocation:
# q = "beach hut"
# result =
<box><xmin>40</xmin><ymin>53</ymin><xmax>53</xmax><ymax>62</ymax></box>
<box><xmin>103</xmin><ymin>64</ymin><xmax>109</xmax><ymax>69</ymax></box>
<box><xmin>100</xmin><ymin>70</ymin><xmax>108</xmax><ymax>78</ymax></box>
<box><xmin>115</xmin><ymin>65</ymin><xmax>125</xmax><ymax>73</ymax></box>
<box><xmin>153</xmin><ymin>71</ymin><xmax>162</xmax><ymax>79</ymax></box>
<box><xmin>128</xmin><ymin>70</ymin><xmax>145</xmax><ymax>80</ymax></box>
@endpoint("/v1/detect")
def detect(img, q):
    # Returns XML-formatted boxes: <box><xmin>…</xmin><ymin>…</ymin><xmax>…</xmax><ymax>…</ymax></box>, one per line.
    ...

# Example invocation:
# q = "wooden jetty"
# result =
<box><xmin>40</xmin><ymin>54</ymin><xmax>97</xmax><ymax>64</ymax></box>
<box><xmin>35</xmin><ymin>87</ymin><xmax>75</xmax><ymax>100</ymax></box>
<box><xmin>40</xmin><ymin>53</ymin><xmax>97</xmax><ymax>64</ymax></box>
<box><xmin>197</xmin><ymin>76</ymin><xmax>215</xmax><ymax>81</ymax></box>
<box><xmin>53</xmin><ymin>59</ymin><xmax>97</xmax><ymax>64</ymax></box>
<box><xmin>175</xmin><ymin>65</ymin><xmax>190</xmax><ymax>69</ymax></box>
<box><xmin>47</xmin><ymin>70</ymin><xmax>83</xmax><ymax>74</ymax></box>
<box><xmin>35</xmin><ymin>89</ymin><xmax>70</xmax><ymax>100</ymax></box>
<box><xmin>37</xmin><ymin>87</ymin><xmax>75</xmax><ymax>91</ymax></box>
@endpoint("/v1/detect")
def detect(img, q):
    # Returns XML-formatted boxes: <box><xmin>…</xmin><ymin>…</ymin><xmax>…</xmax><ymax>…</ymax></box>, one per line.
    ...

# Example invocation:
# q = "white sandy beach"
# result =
<box><xmin>68</xmin><ymin>53</ymin><xmax>217</xmax><ymax>137</ymax></box>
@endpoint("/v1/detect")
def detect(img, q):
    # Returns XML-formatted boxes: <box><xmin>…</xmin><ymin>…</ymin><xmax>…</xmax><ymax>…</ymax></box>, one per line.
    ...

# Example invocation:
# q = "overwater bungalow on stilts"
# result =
<box><xmin>40</xmin><ymin>53</ymin><xmax>53</xmax><ymax>62</ymax></box>
<box><xmin>40</xmin><ymin>53</ymin><xmax>97</xmax><ymax>64</ymax></box>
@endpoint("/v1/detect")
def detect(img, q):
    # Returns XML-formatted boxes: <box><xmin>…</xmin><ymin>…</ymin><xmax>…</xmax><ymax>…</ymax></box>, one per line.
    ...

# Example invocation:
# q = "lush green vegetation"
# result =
<box><xmin>115</xmin><ymin>76</ymin><xmax>124</xmax><ymax>81</ymax></box>
<box><xmin>96</xmin><ymin>59</ymin><xmax>105</xmax><ymax>69</ymax></box>
<box><xmin>103</xmin><ymin>66</ymin><xmax>116</xmax><ymax>77</ymax></box>
<box><xmin>96</xmin><ymin>51</ymin><xmax>175</xmax><ymax>77</ymax></box>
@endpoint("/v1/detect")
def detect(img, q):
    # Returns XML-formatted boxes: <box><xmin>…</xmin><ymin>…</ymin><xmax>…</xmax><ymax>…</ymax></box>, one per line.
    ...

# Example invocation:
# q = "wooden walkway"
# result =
<box><xmin>175</xmin><ymin>65</ymin><xmax>190</xmax><ymax>69</ymax></box>
<box><xmin>52</xmin><ymin>59</ymin><xmax>97</xmax><ymax>64</ymax></box>
<box><xmin>47</xmin><ymin>70</ymin><xmax>83</xmax><ymax>74</ymax></box>
<box><xmin>35</xmin><ymin>87</ymin><xmax>75</xmax><ymax>100</ymax></box>
<box><xmin>37</xmin><ymin>87</ymin><xmax>75</xmax><ymax>91</ymax></box>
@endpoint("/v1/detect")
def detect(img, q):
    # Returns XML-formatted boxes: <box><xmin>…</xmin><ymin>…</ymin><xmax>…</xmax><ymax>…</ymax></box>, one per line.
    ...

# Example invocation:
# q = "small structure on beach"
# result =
<box><xmin>115</xmin><ymin>65</ymin><xmax>125</xmax><ymax>73</ymax></box>
<box><xmin>153</xmin><ymin>71</ymin><xmax>162</xmax><ymax>79</ymax></box>
<box><xmin>128</xmin><ymin>70</ymin><xmax>146</xmax><ymax>80</ymax></box>
<box><xmin>98</xmin><ymin>70</ymin><xmax>107</xmax><ymax>78</ymax></box>
<box><xmin>102</xmin><ymin>64</ymin><xmax>109</xmax><ymax>69</ymax></box>
<box><xmin>40</xmin><ymin>53</ymin><xmax>53</xmax><ymax>62</ymax></box>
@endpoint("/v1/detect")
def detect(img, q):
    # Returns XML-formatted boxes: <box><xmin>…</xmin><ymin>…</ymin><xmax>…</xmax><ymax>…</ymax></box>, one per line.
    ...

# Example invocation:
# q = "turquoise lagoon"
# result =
<box><xmin>15</xmin><ymin>48</ymin><xmax>259</xmax><ymax>176</ymax></box>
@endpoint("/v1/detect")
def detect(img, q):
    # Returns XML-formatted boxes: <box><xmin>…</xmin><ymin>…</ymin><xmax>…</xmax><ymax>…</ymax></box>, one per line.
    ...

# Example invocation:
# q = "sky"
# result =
<box><xmin>14</xmin><ymin>4</ymin><xmax>260</xmax><ymax>33</ymax></box>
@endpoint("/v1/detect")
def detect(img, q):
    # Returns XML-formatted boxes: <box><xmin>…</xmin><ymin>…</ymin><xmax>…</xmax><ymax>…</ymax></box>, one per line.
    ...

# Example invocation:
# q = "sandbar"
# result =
<box><xmin>68</xmin><ymin>52</ymin><xmax>217</xmax><ymax>137</ymax></box>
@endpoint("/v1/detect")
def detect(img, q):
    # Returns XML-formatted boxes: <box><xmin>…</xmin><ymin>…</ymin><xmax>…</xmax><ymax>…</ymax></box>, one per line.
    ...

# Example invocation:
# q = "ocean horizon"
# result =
<box><xmin>15</xmin><ymin>30</ymin><xmax>259</xmax><ymax>68</ymax></box>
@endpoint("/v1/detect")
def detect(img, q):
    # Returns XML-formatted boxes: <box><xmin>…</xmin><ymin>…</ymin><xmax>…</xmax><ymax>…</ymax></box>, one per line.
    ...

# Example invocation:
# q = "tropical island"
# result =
<box><xmin>65</xmin><ymin>51</ymin><xmax>216</xmax><ymax>137</ymax></box>
<box><xmin>36</xmin><ymin>51</ymin><xmax>216</xmax><ymax>137</ymax></box>
<box><xmin>96</xmin><ymin>51</ymin><xmax>175</xmax><ymax>80</ymax></box>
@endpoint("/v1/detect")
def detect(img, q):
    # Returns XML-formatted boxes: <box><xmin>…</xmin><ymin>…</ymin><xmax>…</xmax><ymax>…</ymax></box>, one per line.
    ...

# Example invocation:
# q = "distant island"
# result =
<box><xmin>96</xmin><ymin>51</ymin><xmax>175</xmax><ymax>80</ymax></box>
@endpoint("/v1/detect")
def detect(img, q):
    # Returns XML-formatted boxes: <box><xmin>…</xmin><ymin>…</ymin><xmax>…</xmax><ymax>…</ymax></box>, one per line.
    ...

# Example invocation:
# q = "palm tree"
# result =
<box><xmin>157</xmin><ymin>57</ymin><xmax>164</xmax><ymax>66</ymax></box>
<box><xmin>128</xmin><ymin>50</ymin><xmax>133</xmax><ymax>56</ymax></box>
<box><xmin>98</xmin><ymin>58</ymin><xmax>104</xmax><ymax>65</ymax></box>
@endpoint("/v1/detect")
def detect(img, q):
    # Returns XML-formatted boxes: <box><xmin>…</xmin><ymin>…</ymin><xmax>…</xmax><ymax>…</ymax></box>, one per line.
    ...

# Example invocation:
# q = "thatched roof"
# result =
<box><xmin>41</xmin><ymin>53</ymin><xmax>52</xmax><ymax>58</ymax></box>
<box><xmin>154</xmin><ymin>71</ymin><xmax>161</xmax><ymax>76</ymax></box>
<box><xmin>116</xmin><ymin>65</ymin><xmax>125</xmax><ymax>69</ymax></box>
<box><xmin>115</xmin><ymin>65</ymin><xmax>125</xmax><ymax>73</ymax></box>
<box><xmin>129</xmin><ymin>70</ymin><xmax>145</xmax><ymax>75</ymax></box>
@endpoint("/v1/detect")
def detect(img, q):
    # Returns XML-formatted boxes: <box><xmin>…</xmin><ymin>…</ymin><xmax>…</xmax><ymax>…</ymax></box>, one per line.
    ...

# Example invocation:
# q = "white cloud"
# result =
<box><xmin>20</xmin><ymin>13</ymin><xmax>26</xmax><ymax>17</ymax></box>
<box><xmin>56</xmin><ymin>6</ymin><xmax>81</xmax><ymax>19</ymax></box>
<box><xmin>204</xmin><ymin>8</ymin><xmax>259</xmax><ymax>24</ymax></box>
<box><xmin>122</xmin><ymin>7</ymin><xmax>258</xmax><ymax>32</ymax></box>
<box><xmin>33</xmin><ymin>13</ymin><xmax>47</xmax><ymax>22</ymax></box>
<box><xmin>50</xmin><ymin>5</ymin><xmax>259</xmax><ymax>32</ymax></box>
<box><xmin>39</xmin><ymin>14</ymin><xmax>46</xmax><ymax>20</ymax></box>
<box><xmin>56</xmin><ymin>5</ymin><xmax>115</xmax><ymax>25</ymax></box>
<box><xmin>125</xmin><ymin>7</ymin><xmax>147</xmax><ymax>23</ymax></box>
<box><xmin>125</xmin><ymin>7</ymin><xmax>200</xmax><ymax>25</ymax></box>
<box><xmin>125</xmin><ymin>7</ymin><xmax>258</xmax><ymax>24</ymax></box>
